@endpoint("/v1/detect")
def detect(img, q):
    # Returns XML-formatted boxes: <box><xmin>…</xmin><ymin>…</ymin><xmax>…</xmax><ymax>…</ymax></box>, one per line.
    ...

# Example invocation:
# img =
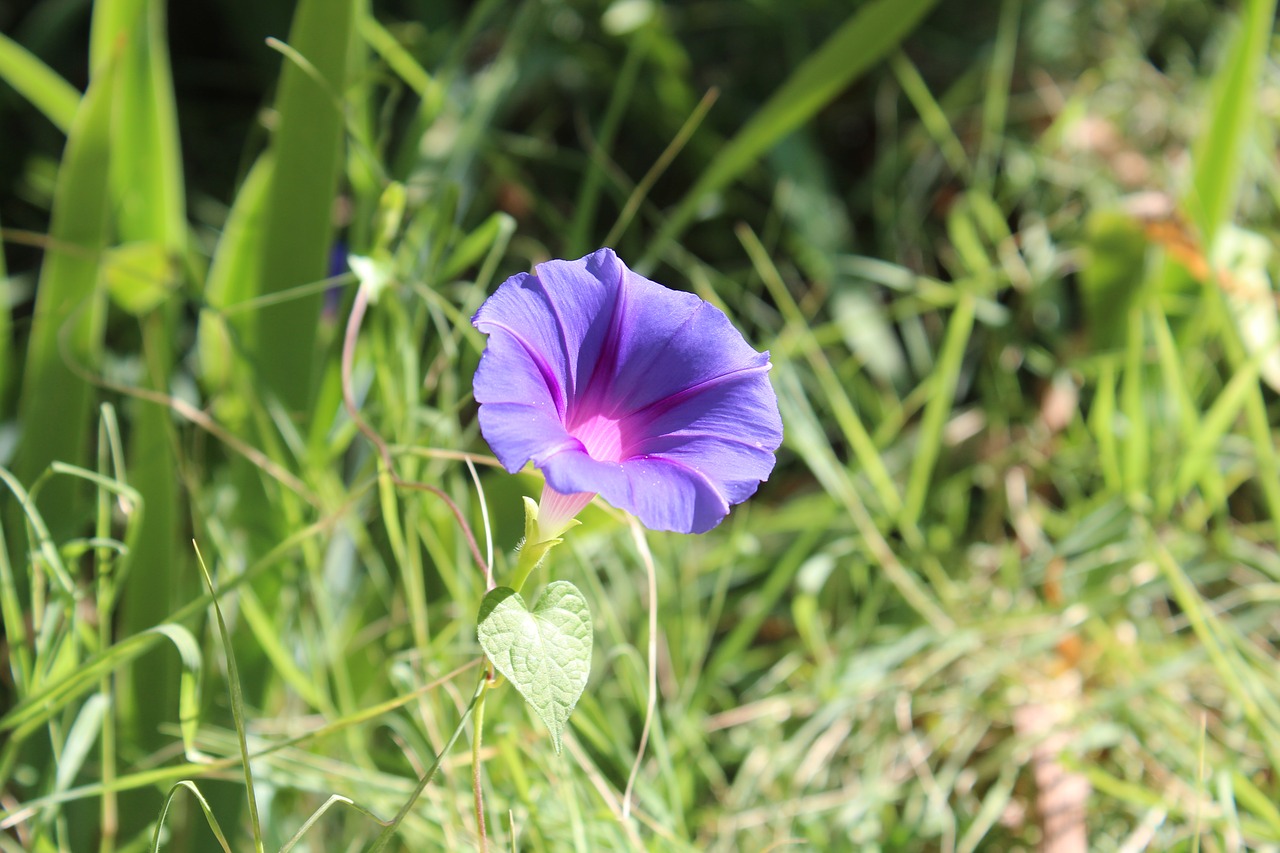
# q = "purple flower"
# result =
<box><xmin>471</xmin><ymin>248</ymin><xmax>782</xmax><ymax>535</ymax></box>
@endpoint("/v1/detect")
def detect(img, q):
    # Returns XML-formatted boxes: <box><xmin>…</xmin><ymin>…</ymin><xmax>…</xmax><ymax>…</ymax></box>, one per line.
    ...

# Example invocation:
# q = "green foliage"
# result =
<box><xmin>2</xmin><ymin>0</ymin><xmax>1280</xmax><ymax>850</ymax></box>
<box><xmin>645</xmin><ymin>0</ymin><xmax>940</xmax><ymax>269</ymax></box>
<box><xmin>250</xmin><ymin>0</ymin><xmax>356</xmax><ymax>412</ymax></box>
<box><xmin>478</xmin><ymin>582</ymin><xmax>593</xmax><ymax>755</ymax></box>
<box><xmin>100</xmin><ymin>242</ymin><xmax>177</xmax><ymax>316</ymax></box>
<box><xmin>13</xmin><ymin>45</ymin><xmax>114</xmax><ymax>534</ymax></box>
<box><xmin>0</xmin><ymin>31</ymin><xmax>78</xmax><ymax>131</ymax></box>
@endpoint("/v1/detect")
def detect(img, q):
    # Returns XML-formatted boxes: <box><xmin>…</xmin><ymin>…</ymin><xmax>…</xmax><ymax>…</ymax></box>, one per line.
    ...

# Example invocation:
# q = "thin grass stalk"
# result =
<box><xmin>94</xmin><ymin>415</ymin><xmax>117</xmax><ymax>853</ymax></box>
<box><xmin>972</xmin><ymin>0</ymin><xmax>1018</xmax><ymax>194</ymax></box>
<box><xmin>1121</xmin><ymin>305</ymin><xmax>1149</xmax><ymax>502</ymax></box>
<box><xmin>471</xmin><ymin>679</ymin><xmax>489</xmax><ymax>851</ymax></box>
<box><xmin>736</xmin><ymin>223</ymin><xmax>904</xmax><ymax>521</ymax></box>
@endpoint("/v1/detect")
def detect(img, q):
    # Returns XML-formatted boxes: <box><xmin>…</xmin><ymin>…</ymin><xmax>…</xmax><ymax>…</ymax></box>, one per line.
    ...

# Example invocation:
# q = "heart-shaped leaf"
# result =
<box><xmin>477</xmin><ymin>581</ymin><xmax>592</xmax><ymax>753</ymax></box>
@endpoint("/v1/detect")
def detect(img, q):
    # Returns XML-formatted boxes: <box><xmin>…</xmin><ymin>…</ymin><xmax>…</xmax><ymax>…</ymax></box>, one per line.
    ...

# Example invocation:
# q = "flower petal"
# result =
<box><xmin>471</xmin><ymin>271</ymin><xmax>569</xmax><ymax>420</ymax></box>
<box><xmin>477</xmin><ymin>402</ymin><xmax>577</xmax><ymax>474</ymax></box>
<box><xmin>630</xmin><ymin>433</ymin><xmax>776</xmax><ymax>507</ymax></box>
<box><xmin>619</xmin><ymin>457</ymin><xmax>731</xmax><ymax>533</ymax></box>
<box><xmin>539</xmin><ymin>449</ymin><xmax>631</xmax><ymax>511</ymax></box>
<box><xmin>527</xmin><ymin>248</ymin><xmax>623</xmax><ymax>403</ymax></box>
<box><xmin>539</xmin><ymin>448</ymin><xmax>730</xmax><ymax>534</ymax></box>
<box><xmin>625</xmin><ymin>370</ymin><xmax>781</xmax><ymax>515</ymax></box>
<box><xmin>586</xmin><ymin>265</ymin><xmax>771</xmax><ymax>417</ymax></box>
<box><xmin>629</xmin><ymin>367</ymin><xmax>782</xmax><ymax>455</ymax></box>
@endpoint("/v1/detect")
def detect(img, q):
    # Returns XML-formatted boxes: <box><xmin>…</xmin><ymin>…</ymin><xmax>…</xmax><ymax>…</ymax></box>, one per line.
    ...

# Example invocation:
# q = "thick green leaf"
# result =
<box><xmin>252</xmin><ymin>0</ymin><xmax>356</xmax><ymax>412</ymax></box>
<box><xmin>15</xmin><ymin>51</ymin><xmax>115</xmax><ymax>534</ymax></box>
<box><xmin>90</xmin><ymin>2</ymin><xmax>189</xmax><ymax>786</ymax></box>
<box><xmin>478</xmin><ymin>581</ymin><xmax>592</xmax><ymax>754</ymax></box>
<box><xmin>92</xmin><ymin>0</ymin><xmax>186</xmax><ymax>248</ymax></box>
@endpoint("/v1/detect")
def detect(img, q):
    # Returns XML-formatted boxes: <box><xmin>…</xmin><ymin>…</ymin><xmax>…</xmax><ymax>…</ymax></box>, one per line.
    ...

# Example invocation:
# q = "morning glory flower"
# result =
<box><xmin>471</xmin><ymin>248</ymin><xmax>782</xmax><ymax>537</ymax></box>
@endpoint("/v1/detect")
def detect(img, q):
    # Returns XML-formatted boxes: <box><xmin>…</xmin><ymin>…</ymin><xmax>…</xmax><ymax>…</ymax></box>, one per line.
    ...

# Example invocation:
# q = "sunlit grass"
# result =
<box><xmin>2</xmin><ymin>0</ymin><xmax>1280</xmax><ymax>850</ymax></box>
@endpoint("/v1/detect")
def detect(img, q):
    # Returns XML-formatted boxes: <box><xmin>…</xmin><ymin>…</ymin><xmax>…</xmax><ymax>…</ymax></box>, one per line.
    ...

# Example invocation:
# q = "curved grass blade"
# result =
<box><xmin>0</xmin><ymin>661</ymin><xmax>479</xmax><ymax>825</ymax></box>
<box><xmin>0</xmin><ymin>517</ymin><xmax>30</xmax><ymax>695</ymax></box>
<box><xmin>0</xmin><ymin>466</ymin><xmax>76</xmax><ymax>597</ymax></box>
<box><xmin>366</xmin><ymin>676</ymin><xmax>486</xmax><ymax>853</ymax></box>
<box><xmin>150</xmin><ymin>781</ymin><xmax>233</xmax><ymax>853</ymax></box>
<box><xmin>280</xmin><ymin>794</ymin><xmax>391</xmax><ymax>852</ymax></box>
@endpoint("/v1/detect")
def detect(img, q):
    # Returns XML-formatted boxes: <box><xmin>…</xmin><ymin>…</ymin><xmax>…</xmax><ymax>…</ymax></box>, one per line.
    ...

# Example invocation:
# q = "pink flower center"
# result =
<box><xmin>569</xmin><ymin>412</ymin><xmax>627</xmax><ymax>462</ymax></box>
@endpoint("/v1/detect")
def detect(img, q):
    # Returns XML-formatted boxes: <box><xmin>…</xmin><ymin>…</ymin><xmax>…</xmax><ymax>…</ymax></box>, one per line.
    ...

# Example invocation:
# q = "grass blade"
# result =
<box><xmin>14</xmin><ymin>50</ymin><xmax>116</xmax><ymax>535</ymax></box>
<box><xmin>567</xmin><ymin>28</ymin><xmax>650</xmax><ymax>257</ymax></box>
<box><xmin>52</xmin><ymin>693</ymin><xmax>108</xmax><ymax>798</ymax></box>
<box><xmin>901</xmin><ymin>290</ymin><xmax>976</xmax><ymax>530</ymax></box>
<box><xmin>0</xmin><ymin>211</ymin><xmax>10</xmax><ymax>412</ymax></box>
<box><xmin>972</xmin><ymin>0</ymin><xmax>1018</xmax><ymax>193</ymax></box>
<box><xmin>193</xmin><ymin>544</ymin><xmax>264</xmax><ymax>853</ymax></box>
<box><xmin>89</xmin><ymin>0</ymin><xmax>190</xmax><ymax>772</ymax></box>
<box><xmin>280</xmin><ymin>795</ymin><xmax>390</xmax><ymax>852</ymax></box>
<box><xmin>1189</xmin><ymin>0</ymin><xmax>1278</xmax><ymax>240</ymax></box>
<box><xmin>0</xmin><ymin>31</ymin><xmax>80</xmax><ymax>132</ymax></box>
<box><xmin>197</xmin><ymin>153</ymin><xmax>274</xmax><ymax>392</ymax></box>
<box><xmin>150</xmin><ymin>781</ymin><xmax>233</xmax><ymax>853</ymax></box>
<box><xmin>251</xmin><ymin>0</ymin><xmax>356</xmax><ymax>412</ymax></box>
<box><xmin>0</xmin><ymin>623</ymin><xmax>201</xmax><ymax>747</ymax></box>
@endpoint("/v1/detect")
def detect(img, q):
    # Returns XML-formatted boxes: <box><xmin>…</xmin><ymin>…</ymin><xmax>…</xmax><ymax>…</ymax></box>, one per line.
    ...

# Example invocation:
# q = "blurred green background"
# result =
<box><xmin>2</xmin><ymin>0</ymin><xmax>1280</xmax><ymax>850</ymax></box>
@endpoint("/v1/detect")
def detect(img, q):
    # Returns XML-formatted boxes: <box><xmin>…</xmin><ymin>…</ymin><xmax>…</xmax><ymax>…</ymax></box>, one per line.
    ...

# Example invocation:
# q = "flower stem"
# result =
<box><xmin>368</xmin><ymin>674</ymin><xmax>487</xmax><ymax>852</ymax></box>
<box><xmin>471</xmin><ymin>675</ymin><xmax>490</xmax><ymax>851</ymax></box>
<box><xmin>509</xmin><ymin>536</ymin><xmax>546</xmax><ymax>594</ymax></box>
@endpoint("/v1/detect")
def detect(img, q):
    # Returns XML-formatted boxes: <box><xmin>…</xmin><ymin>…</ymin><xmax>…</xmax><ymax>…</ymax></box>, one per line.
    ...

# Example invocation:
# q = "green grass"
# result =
<box><xmin>3</xmin><ymin>0</ymin><xmax>1280</xmax><ymax>850</ymax></box>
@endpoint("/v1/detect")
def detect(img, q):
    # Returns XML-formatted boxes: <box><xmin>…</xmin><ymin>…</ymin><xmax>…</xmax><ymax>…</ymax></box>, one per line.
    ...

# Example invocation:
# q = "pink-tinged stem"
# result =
<box><xmin>341</xmin><ymin>285</ymin><xmax>490</xmax><ymax>578</ymax></box>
